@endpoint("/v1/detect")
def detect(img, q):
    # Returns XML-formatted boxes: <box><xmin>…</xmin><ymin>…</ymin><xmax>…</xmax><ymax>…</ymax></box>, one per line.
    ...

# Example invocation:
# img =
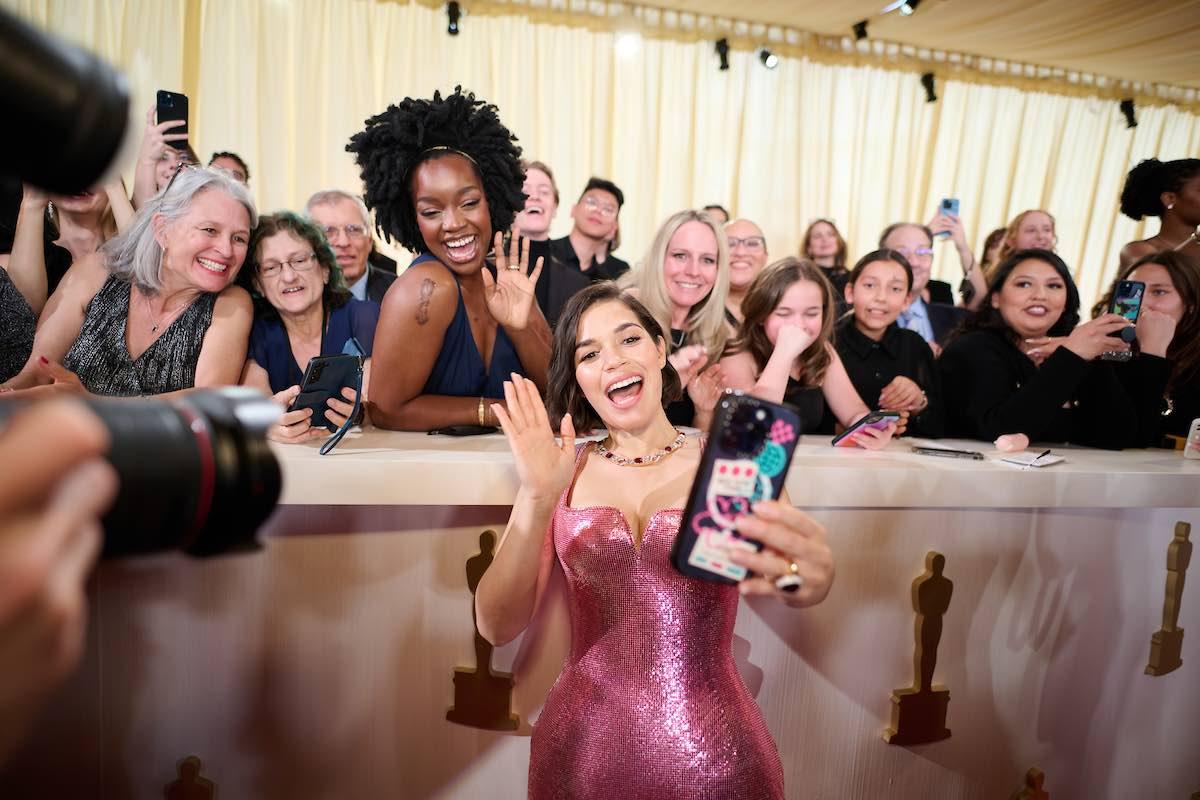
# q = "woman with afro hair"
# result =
<box><xmin>1118</xmin><ymin>157</ymin><xmax>1200</xmax><ymax>269</ymax></box>
<box><xmin>347</xmin><ymin>87</ymin><xmax>552</xmax><ymax>430</ymax></box>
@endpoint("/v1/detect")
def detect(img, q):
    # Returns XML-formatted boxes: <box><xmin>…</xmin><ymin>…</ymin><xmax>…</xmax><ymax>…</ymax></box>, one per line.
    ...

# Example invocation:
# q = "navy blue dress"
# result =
<box><xmin>416</xmin><ymin>254</ymin><xmax>526</xmax><ymax>399</ymax></box>
<box><xmin>248</xmin><ymin>298</ymin><xmax>379</xmax><ymax>393</ymax></box>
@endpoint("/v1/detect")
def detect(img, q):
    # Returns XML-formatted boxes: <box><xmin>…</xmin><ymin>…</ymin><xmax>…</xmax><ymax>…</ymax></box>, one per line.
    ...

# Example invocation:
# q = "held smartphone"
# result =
<box><xmin>830</xmin><ymin>410</ymin><xmax>902</xmax><ymax>448</ymax></box>
<box><xmin>289</xmin><ymin>354</ymin><xmax>362</xmax><ymax>433</ymax></box>
<box><xmin>934</xmin><ymin>197</ymin><xmax>959</xmax><ymax>237</ymax></box>
<box><xmin>155</xmin><ymin>90</ymin><xmax>189</xmax><ymax>151</ymax></box>
<box><xmin>1100</xmin><ymin>279</ymin><xmax>1144</xmax><ymax>362</ymax></box>
<box><xmin>670</xmin><ymin>392</ymin><xmax>803</xmax><ymax>584</ymax></box>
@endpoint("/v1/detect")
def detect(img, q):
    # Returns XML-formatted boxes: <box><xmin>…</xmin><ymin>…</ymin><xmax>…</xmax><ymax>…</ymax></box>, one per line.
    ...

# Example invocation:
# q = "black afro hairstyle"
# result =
<box><xmin>346</xmin><ymin>86</ymin><xmax>525</xmax><ymax>254</ymax></box>
<box><xmin>1119</xmin><ymin>157</ymin><xmax>1200</xmax><ymax>221</ymax></box>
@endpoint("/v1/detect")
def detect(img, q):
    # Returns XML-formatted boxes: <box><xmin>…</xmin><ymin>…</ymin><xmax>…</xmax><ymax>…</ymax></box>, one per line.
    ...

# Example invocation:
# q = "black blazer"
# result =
<box><xmin>366</xmin><ymin>265</ymin><xmax>397</xmax><ymax>305</ymax></box>
<box><xmin>926</xmin><ymin>279</ymin><xmax>955</xmax><ymax>305</ymax></box>
<box><xmin>927</xmin><ymin>302</ymin><xmax>967</xmax><ymax>346</ymax></box>
<box><xmin>938</xmin><ymin>327</ymin><xmax>1167</xmax><ymax>449</ymax></box>
<box><xmin>529</xmin><ymin>238</ymin><xmax>590</xmax><ymax>328</ymax></box>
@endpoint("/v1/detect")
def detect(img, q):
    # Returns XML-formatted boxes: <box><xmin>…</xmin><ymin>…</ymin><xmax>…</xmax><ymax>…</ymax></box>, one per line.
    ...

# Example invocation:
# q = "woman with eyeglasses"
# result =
<box><xmin>1</xmin><ymin>167</ymin><xmax>255</xmax><ymax>397</ymax></box>
<box><xmin>346</xmin><ymin>88</ymin><xmax>552</xmax><ymax>432</ymax></box>
<box><xmin>237</xmin><ymin>212</ymin><xmax>379</xmax><ymax>443</ymax></box>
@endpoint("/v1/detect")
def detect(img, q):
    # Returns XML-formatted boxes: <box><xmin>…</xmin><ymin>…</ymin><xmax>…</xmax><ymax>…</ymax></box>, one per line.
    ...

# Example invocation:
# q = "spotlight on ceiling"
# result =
<box><xmin>853</xmin><ymin>20</ymin><xmax>869</xmax><ymax>41</ymax></box>
<box><xmin>715</xmin><ymin>38</ymin><xmax>730</xmax><ymax>71</ymax></box>
<box><xmin>447</xmin><ymin>2</ymin><xmax>461</xmax><ymax>36</ymax></box>
<box><xmin>759</xmin><ymin>48</ymin><xmax>779</xmax><ymax>70</ymax></box>
<box><xmin>920</xmin><ymin>72</ymin><xmax>937</xmax><ymax>103</ymax></box>
<box><xmin>882</xmin><ymin>0</ymin><xmax>922</xmax><ymax>14</ymax></box>
<box><xmin>1119</xmin><ymin>98</ymin><xmax>1138</xmax><ymax>129</ymax></box>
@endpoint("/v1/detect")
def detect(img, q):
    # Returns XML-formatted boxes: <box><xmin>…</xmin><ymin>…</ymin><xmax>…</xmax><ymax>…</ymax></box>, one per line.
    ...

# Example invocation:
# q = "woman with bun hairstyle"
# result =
<box><xmin>1119</xmin><ymin>158</ymin><xmax>1200</xmax><ymax>268</ymax></box>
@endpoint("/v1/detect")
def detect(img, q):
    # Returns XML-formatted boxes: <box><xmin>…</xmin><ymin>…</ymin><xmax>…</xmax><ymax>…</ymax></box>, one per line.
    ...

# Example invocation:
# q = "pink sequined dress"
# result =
<box><xmin>528</xmin><ymin>445</ymin><xmax>785</xmax><ymax>800</ymax></box>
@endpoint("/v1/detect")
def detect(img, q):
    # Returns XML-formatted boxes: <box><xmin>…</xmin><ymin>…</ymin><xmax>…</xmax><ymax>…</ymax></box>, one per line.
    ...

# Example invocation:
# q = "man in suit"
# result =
<box><xmin>305</xmin><ymin>189</ymin><xmax>396</xmax><ymax>306</ymax></box>
<box><xmin>880</xmin><ymin>222</ymin><xmax>967</xmax><ymax>350</ymax></box>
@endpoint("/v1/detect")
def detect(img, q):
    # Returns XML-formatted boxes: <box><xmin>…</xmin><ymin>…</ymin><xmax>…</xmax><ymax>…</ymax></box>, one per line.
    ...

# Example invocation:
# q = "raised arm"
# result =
<box><xmin>475</xmin><ymin>376</ymin><xmax>576</xmax><ymax>646</ymax></box>
<box><xmin>483</xmin><ymin>231</ymin><xmax>552</xmax><ymax>390</ymax></box>
<box><xmin>5</xmin><ymin>185</ymin><xmax>50</xmax><ymax>315</ymax></box>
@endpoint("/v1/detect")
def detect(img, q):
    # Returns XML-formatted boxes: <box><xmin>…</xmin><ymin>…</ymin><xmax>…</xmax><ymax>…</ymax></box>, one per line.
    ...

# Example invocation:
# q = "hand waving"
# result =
<box><xmin>482</xmin><ymin>229</ymin><xmax>545</xmax><ymax>332</ymax></box>
<box><xmin>493</xmin><ymin>374</ymin><xmax>576</xmax><ymax>503</ymax></box>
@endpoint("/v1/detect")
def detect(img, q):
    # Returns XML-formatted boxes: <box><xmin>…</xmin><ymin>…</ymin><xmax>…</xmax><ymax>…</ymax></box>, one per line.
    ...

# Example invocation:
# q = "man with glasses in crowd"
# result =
<box><xmin>305</xmin><ymin>190</ymin><xmax>396</xmax><ymax>306</ymax></box>
<box><xmin>549</xmin><ymin>177</ymin><xmax>629</xmax><ymax>283</ymax></box>
<box><xmin>879</xmin><ymin>222</ymin><xmax>966</xmax><ymax>351</ymax></box>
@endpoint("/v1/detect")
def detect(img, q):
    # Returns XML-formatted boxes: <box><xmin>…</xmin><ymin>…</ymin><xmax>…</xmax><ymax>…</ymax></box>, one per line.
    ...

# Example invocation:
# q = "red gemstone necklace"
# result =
<box><xmin>595</xmin><ymin>429</ymin><xmax>686</xmax><ymax>466</ymax></box>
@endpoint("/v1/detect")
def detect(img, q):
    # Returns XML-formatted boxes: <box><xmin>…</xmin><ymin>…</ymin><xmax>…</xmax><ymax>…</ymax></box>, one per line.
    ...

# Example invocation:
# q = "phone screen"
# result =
<box><xmin>1110</xmin><ymin>280</ymin><xmax>1144</xmax><ymax>324</ymax></box>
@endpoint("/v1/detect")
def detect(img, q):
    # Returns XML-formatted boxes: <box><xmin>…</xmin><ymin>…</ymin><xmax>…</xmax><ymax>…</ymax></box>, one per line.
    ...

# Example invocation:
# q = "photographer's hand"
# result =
<box><xmin>0</xmin><ymin>400</ymin><xmax>116</xmax><ymax>765</ymax></box>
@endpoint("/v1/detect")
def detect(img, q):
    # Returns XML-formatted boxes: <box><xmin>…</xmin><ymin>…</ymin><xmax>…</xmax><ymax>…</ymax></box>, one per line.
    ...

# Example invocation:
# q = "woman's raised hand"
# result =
<box><xmin>1063</xmin><ymin>313</ymin><xmax>1132</xmax><ymax>361</ymax></box>
<box><xmin>668</xmin><ymin>344</ymin><xmax>708</xmax><ymax>388</ymax></box>
<box><xmin>492</xmin><ymin>374</ymin><xmax>576</xmax><ymax>503</ymax></box>
<box><xmin>483</xmin><ymin>229</ymin><xmax>545</xmax><ymax>331</ymax></box>
<box><xmin>136</xmin><ymin>105</ymin><xmax>187</xmax><ymax>166</ymax></box>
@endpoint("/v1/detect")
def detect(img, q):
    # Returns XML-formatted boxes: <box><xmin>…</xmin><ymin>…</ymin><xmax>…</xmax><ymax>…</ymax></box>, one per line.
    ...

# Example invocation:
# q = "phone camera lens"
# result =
<box><xmin>721</xmin><ymin>403</ymin><xmax>773</xmax><ymax>458</ymax></box>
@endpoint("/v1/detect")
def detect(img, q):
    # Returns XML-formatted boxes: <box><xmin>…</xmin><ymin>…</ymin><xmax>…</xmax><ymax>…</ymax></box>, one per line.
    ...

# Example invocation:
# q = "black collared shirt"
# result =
<box><xmin>835</xmin><ymin>316</ymin><xmax>944</xmax><ymax>438</ymax></box>
<box><xmin>549</xmin><ymin>235</ymin><xmax>630</xmax><ymax>283</ymax></box>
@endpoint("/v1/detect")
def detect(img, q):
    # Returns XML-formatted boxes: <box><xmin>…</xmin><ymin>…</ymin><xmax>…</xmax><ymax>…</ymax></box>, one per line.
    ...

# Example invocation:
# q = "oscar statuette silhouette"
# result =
<box><xmin>446</xmin><ymin>531</ymin><xmax>519</xmax><ymax>730</ymax></box>
<box><xmin>1146</xmin><ymin>522</ymin><xmax>1192</xmax><ymax>676</ymax></box>
<box><xmin>885</xmin><ymin>551</ymin><xmax>953</xmax><ymax>745</ymax></box>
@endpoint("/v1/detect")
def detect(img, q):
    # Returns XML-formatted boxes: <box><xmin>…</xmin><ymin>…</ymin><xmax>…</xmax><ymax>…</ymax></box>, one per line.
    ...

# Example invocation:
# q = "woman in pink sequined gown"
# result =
<box><xmin>476</xmin><ymin>283</ymin><xmax>835</xmax><ymax>800</ymax></box>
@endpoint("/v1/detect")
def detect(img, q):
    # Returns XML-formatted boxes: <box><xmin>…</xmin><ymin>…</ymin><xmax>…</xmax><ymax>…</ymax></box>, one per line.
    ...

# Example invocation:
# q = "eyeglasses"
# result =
<box><xmin>727</xmin><ymin>236</ymin><xmax>766</xmax><ymax>251</ymax></box>
<box><xmin>321</xmin><ymin>224</ymin><xmax>369</xmax><ymax>241</ymax></box>
<box><xmin>161</xmin><ymin>161</ymin><xmax>197</xmax><ymax>196</ymax></box>
<box><xmin>582</xmin><ymin>196</ymin><xmax>618</xmax><ymax>217</ymax></box>
<box><xmin>259</xmin><ymin>252</ymin><xmax>318</xmax><ymax>277</ymax></box>
<box><xmin>895</xmin><ymin>247</ymin><xmax>934</xmax><ymax>260</ymax></box>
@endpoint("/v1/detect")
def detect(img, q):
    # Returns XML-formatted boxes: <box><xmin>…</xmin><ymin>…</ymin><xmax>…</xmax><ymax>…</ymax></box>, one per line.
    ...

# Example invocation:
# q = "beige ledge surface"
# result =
<box><xmin>271</xmin><ymin>428</ymin><xmax>1200</xmax><ymax>509</ymax></box>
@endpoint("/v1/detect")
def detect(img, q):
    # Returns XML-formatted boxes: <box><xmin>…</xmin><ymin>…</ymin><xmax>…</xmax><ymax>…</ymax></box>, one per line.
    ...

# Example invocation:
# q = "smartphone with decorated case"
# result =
<box><xmin>830</xmin><ymin>410</ymin><xmax>902</xmax><ymax>447</ymax></box>
<box><xmin>671</xmin><ymin>391</ymin><xmax>802</xmax><ymax>584</ymax></box>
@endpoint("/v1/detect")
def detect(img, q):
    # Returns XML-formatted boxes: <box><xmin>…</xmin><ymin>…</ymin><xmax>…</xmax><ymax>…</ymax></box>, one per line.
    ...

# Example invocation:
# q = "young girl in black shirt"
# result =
<box><xmin>836</xmin><ymin>250</ymin><xmax>943</xmax><ymax>438</ymax></box>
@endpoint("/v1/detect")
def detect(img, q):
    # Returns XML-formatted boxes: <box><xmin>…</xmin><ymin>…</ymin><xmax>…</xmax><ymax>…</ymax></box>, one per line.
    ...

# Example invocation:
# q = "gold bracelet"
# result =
<box><xmin>478</xmin><ymin>396</ymin><xmax>487</xmax><ymax>427</ymax></box>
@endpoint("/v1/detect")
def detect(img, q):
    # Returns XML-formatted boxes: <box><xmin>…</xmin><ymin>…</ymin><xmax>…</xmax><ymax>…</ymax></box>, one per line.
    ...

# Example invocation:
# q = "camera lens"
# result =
<box><xmin>1</xmin><ymin>388</ymin><xmax>282</xmax><ymax>558</ymax></box>
<box><xmin>720</xmin><ymin>401</ymin><xmax>773</xmax><ymax>458</ymax></box>
<box><xmin>90</xmin><ymin>388</ymin><xmax>281</xmax><ymax>557</ymax></box>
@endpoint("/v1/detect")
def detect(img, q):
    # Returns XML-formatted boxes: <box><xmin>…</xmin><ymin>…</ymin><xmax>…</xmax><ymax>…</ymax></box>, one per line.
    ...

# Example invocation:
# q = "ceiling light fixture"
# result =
<box><xmin>920</xmin><ymin>72</ymin><xmax>937</xmax><ymax>103</ymax></box>
<box><xmin>715</xmin><ymin>38</ymin><xmax>730</xmax><ymax>71</ymax></box>
<box><xmin>446</xmin><ymin>2</ymin><xmax>461</xmax><ymax>36</ymax></box>
<box><xmin>853</xmin><ymin>20</ymin><xmax>869</xmax><ymax>41</ymax></box>
<box><xmin>1119</xmin><ymin>98</ymin><xmax>1138</xmax><ymax>129</ymax></box>
<box><xmin>759</xmin><ymin>48</ymin><xmax>779</xmax><ymax>70</ymax></box>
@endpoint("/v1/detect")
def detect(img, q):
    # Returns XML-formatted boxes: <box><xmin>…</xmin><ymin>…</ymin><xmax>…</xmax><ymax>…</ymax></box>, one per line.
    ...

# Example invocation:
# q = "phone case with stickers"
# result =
<box><xmin>670</xmin><ymin>392</ymin><xmax>802</xmax><ymax>584</ymax></box>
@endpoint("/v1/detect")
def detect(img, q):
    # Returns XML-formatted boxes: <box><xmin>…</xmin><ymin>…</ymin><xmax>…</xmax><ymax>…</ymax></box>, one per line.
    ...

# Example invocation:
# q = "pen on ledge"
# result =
<box><xmin>1029</xmin><ymin>448</ymin><xmax>1052</xmax><ymax>467</ymax></box>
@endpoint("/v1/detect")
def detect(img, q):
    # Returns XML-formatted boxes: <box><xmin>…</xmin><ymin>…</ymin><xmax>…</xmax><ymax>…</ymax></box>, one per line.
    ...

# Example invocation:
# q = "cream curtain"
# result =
<box><xmin>5</xmin><ymin>0</ymin><xmax>1198</xmax><ymax>310</ymax></box>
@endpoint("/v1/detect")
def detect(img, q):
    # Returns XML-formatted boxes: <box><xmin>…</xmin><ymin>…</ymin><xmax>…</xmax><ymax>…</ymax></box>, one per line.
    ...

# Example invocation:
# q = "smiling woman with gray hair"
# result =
<box><xmin>1</xmin><ymin>166</ymin><xmax>256</xmax><ymax>397</ymax></box>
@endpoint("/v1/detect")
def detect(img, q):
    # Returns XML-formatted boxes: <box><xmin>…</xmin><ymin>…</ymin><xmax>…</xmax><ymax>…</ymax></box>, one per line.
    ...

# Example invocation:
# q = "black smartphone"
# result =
<box><xmin>289</xmin><ymin>354</ymin><xmax>362</xmax><ymax>433</ymax></box>
<box><xmin>911</xmin><ymin>444</ymin><xmax>985</xmax><ymax>460</ymax></box>
<box><xmin>830</xmin><ymin>410</ymin><xmax>902</xmax><ymax>448</ymax></box>
<box><xmin>671</xmin><ymin>392</ymin><xmax>803</xmax><ymax>584</ymax></box>
<box><xmin>155</xmin><ymin>89</ymin><xmax>189</xmax><ymax>151</ymax></box>
<box><xmin>1101</xmin><ymin>279</ymin><xmax>1144</xmax><ymax>361</ymax></box>
<box><xmin>428</xmin><ymin>425</ymin><xmax>499</xmax><ymax>436</ymax></box>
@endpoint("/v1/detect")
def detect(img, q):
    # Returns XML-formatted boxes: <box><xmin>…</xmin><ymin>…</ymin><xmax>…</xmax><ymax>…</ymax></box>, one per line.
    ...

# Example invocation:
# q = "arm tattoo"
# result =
<box><xmin>416</xmin><ymin>278</ymin><xmax>435</xmax><ymax>325</ymax></box>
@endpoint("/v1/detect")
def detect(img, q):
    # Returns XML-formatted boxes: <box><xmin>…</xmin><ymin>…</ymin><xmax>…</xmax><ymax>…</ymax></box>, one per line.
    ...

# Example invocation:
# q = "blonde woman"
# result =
<box><xmin>619</xmin><ymin>209</ymin><xmax>730</xmax><ymax>427</ymax></box>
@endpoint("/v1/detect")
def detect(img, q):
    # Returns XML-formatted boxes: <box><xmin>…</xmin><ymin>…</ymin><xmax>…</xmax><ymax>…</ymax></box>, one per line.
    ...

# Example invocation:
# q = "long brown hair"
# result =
<box><xmin>995</xmin><ymin>209</ymin><xmax>1056</xmax><ymax>266</ymax></box>
<box><xmin>1092</xmin><ymin>250</ymin><xmax>1200</xmax><ymax>394</ymax></box>
<box><xmin>801</xmin><ymin>218</ymin><xmax>847</xmax><ymax>270</ymax></box>
<box><xmin>727</xmin><ymin>257</ymin><xmax>835</xmax><ymax>387</ymax></box>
